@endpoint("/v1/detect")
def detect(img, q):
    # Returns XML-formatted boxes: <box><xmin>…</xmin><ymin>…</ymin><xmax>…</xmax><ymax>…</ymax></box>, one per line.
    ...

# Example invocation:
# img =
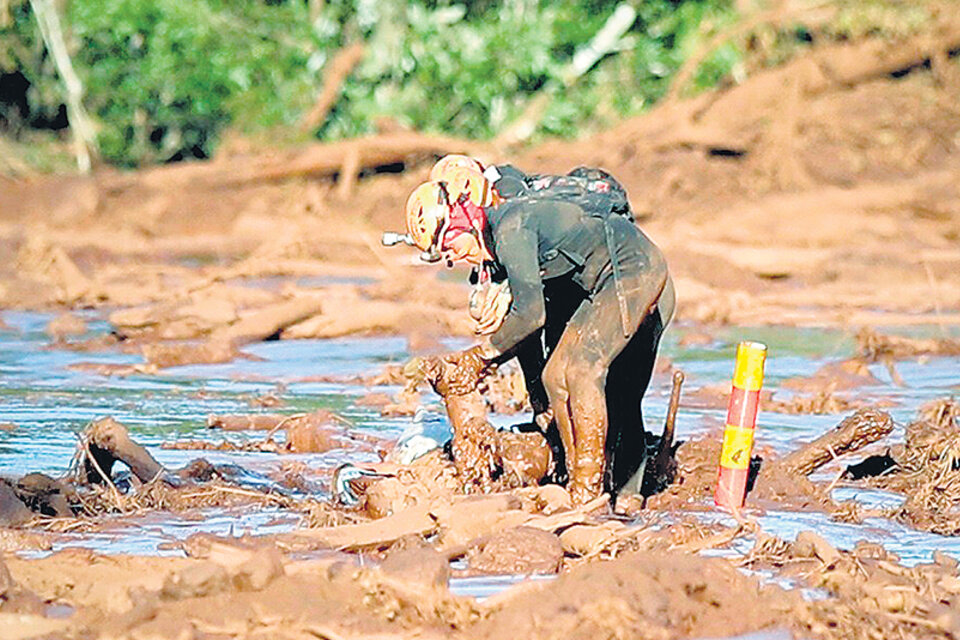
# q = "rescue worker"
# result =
<box><xmin>401</xmin><ymin>171</ymin><xmax>674</xmax><ymax>503</ymax></box>
<box><xmin>425</xmin><ymin>158</ymin><xmax>640</xmax><ymax>484</ymax></box>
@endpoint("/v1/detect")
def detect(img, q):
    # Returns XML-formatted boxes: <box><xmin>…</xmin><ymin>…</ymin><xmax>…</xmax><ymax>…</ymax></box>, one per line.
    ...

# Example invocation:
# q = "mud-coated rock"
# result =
<box><xmin>231</xmin><ymin>547</ymin><xmax>285</xmax><ymax>591</ymax></box>
<box><xmin>380</xmin><ymin>547</ymin><xmax>451</xmax><ymax>588</ymax></box>
<box><xmin>793</xmin><ymin>530</ymin><xmax>840</xmax><ymax>565</ymax></box>
<box><xmin>468</xmin><ymin>527</ymin><xmax>563</xmax><ymax>575</ymax></box>
<box><xmin>559</xmin><ymin>522</ymin><xmax>625</xmax><ymax>557</ymax></box>
<box><xmin>161</xmin><ymin>562</ymin><xmax>230</xmax><ymax>599</ymax></box>
<box><xmin>14</xmin><ymin>473</ymin><xmax>72</xmax><ymax>517</ymax></box>
<box><xmin>0</xmin><ymin>480</ymin><xmax>33</xmax><ymax>525</ymax></box>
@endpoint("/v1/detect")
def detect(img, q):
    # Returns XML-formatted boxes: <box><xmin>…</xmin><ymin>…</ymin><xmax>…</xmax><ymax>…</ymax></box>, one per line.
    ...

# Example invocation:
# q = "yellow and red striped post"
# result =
<box><xmin>715</xmin><ymin>341</ymin><xmax>767</xmax><ymax>511</ymax></box>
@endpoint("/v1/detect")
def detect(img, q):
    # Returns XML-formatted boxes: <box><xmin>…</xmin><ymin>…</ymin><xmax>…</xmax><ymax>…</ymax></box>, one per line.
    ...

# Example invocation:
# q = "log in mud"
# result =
<box><xmin>770</xmin><ymin>408</ymin><xmax>895</xmax><ymax>477</ymax></box>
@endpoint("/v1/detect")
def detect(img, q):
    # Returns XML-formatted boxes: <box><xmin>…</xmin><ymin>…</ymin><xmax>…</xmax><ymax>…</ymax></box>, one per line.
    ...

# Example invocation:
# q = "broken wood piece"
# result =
<box><xmin>771</xmin><ymin>408</ymin><xmax>894</xmax><ymax>477</ymax></box>
<box><xmin>293</xmin><ymin>504</ymin><xmax>437</xmax><ymax>550</ymax></box>
<box><xmin>80</xmin><ymin>417</ymin><xmax>167</xmax><ymax>485</ymax></box>
<box><xmin>300</xmin><ymin>43</ymin><xmax>365</xmax><ymax>133</ymax></box>
<box><xmin>207</xmin><ymin>414</ymin><xmax>287</xmax><ymax>431</ymax></box>
<box><xmin>647</xmin><ymin>370</ymin><xmax>684</xmax><ymax>494</ymax></box>
<box><xmin>212</xmin><ymin>296</ymin><xmax>324</xmax><ymax>345</ymax></box>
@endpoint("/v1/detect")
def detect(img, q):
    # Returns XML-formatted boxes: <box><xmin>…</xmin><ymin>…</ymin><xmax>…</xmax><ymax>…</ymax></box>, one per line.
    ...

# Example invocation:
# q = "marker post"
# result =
<box><xmin>715</xmin><ymin>341</ymin><xmax>767</xmax><ymax>511</ymax></box>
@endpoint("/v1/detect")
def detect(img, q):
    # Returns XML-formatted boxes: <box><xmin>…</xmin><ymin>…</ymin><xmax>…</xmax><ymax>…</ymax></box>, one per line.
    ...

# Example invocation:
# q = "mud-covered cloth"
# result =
<box><xmin>483</xmin><ymin>194</ymin><xmax>671</xmax><ymax>498</ymax></box>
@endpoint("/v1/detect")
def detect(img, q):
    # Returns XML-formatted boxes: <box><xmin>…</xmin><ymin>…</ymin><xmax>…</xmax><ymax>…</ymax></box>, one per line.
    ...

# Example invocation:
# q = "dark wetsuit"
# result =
<box><xmin>487</xmin><ymin>165</ymin><xmax>634</xmax><ymax>476</ymax></box>
<box><xmin>484</xmin><ymin>195</ymin><xmax>673</xmax><ymax>500</ymax></box>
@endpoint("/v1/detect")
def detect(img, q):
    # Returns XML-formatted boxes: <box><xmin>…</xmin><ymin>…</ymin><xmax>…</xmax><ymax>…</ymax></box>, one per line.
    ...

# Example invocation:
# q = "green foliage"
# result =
<box><xmin>2</xmin><ymin>0</ymin><xmax>743</xmax><ymax>167</ymax></box>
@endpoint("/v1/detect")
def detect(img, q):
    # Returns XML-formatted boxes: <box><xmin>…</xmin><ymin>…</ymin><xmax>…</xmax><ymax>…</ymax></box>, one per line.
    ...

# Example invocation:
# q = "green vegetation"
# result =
<box><xmin>0</xmin><ymin>0</ymin><xmax>938</xmax><ymax>168</ymax></box>
<box><xmin>1</xmin><ymin>0</ymin><xmax>745</xmax><ymax>166</ymax></box>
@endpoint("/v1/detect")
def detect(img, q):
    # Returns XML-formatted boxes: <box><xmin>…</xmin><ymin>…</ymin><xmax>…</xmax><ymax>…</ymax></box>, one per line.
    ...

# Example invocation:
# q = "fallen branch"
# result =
<box><xmin>212</xmin><ymin>295</ymin><xmax>325</xmax><ymax>345</ymax></box>
<box><xmin>77</xmin><ymin>417</ymin><xmax>167</xmax><ymax>485</ymax></box>
<box><xmin>770</xmin><ymin>408</ymin><xmax>894</xmax><ymax>477</ymax></box>
<box><xmin>109</xmin><ymin>132</ymin><xmax>487</xmax><ymax>193</ymax></box>
<box><xmin>300</xmin><ymin>43</ymin><xmax>365</xmax><ymax>133</ymax></box>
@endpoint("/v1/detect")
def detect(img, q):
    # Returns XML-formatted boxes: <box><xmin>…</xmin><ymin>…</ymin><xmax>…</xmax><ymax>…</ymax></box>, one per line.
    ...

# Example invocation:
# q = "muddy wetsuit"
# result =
<box><xmin>484</xmin><ymin>166</ymin><xmax>640</xmax><ymax>483</ymax></box>
<box><xmin>484</xmin><ymin>194</ymin><xmax>674</xmax><ymax>501</ymax></box>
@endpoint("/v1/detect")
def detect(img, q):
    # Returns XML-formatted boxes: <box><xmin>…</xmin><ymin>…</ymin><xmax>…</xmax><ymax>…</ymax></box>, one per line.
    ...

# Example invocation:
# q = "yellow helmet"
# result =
<box><xmin>429</xmin><ymin>154</ymin><xmax>484</xmax><ymax>183</ymax></box>
<box><xmin>443</xmin><ymin>166</ymin><xmax>497</xmax><ymax>207</ymax></box>
<box><xmin>405</xmin><ymin>181</ymin><xmax>451</xmax><ymax>253</ymax></box>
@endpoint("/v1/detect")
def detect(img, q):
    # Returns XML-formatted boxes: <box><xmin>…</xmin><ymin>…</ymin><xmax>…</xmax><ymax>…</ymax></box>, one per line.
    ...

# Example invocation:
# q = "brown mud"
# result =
<box><xmin>2</xmin><ymin>8</ymin><xmax>960</xmax><ymax>639</ymax></box>
<box><xmin>0</xmin><ymin>398</ymin><xmax>958</xmax><ymax>639</ymax></box>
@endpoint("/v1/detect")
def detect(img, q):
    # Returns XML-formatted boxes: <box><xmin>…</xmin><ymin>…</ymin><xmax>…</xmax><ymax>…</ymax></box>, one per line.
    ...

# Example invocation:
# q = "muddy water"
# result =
<box><xmin>2</xmin><ymin>312</ymin><xmax>959</xmax><ymax>568</ymax></box>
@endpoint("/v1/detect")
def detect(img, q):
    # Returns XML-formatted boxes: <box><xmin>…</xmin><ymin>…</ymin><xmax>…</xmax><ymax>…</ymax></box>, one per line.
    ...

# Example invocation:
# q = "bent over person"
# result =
<box><xmin>401</xmin><ymin>169</ymin><xmax>674</xmax><ymax>504</ymax></box>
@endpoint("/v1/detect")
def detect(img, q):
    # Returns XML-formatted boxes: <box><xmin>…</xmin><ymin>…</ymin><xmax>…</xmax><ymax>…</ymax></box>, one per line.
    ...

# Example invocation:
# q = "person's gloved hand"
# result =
<box><xmin>469</xmin><ymin>280</ymin><xmax>512</xmax><ymax>336</ymax></box>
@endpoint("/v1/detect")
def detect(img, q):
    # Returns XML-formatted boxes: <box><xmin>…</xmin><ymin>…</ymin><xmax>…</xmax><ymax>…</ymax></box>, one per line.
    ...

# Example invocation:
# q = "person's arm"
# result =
<box><xmin>488</xmin><ymin>216</ymin><xmax>545</xmax><ymax>355</ymax></box>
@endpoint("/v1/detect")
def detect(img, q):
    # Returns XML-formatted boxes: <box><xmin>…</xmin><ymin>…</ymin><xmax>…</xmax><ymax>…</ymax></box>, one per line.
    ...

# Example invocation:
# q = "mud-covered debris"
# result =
<box><xmin>686</xmin><ymin>381</ymin><xmax>864</xmax><ymax>415</ymax></box>
<box><xmin>141</xmin><ymin>339</ymin><xmax>240</xmax><ymax>368</ymax></box>
<box><xmin>857</xmin><ymin>327</ymin><xmax>960</xmax><ymax>361</ymax></box>
<box><xmin>559</xmin><ymin>522</ymin><xmax>629</xmax><ymax>557</ymax></box>
<box><xmin>467</xmin><ymin>527</ymin><xmax>563</xmax><ymax>575</ymax></box>
<box><xmin>513</xmin><ymin>484</ymin><xmax>573</xmax><ymax>515</ymax></box>
<box><xmin>0</xmin><ymin>480</ymin><xmax>33</xmax><ymax>526</ymax></box>
<box><xmin>381</xmin><ymin>547</ymin><xmax>451</xmax><ymax>588</ymax></box>
<box><xmin>766</xmin><ymin>388</ymin><xmax>866</xmax><ymax>415</ymax></box>
<box><xmin>45</xmin><ymin>312</ymin><xmax>87</xmax><ymax>339</ymax></box>
<box><xmin>13</xmin><ymin>473</ymin><xmax>73</xmax><ymax>518</ymax></box>
<box><xmin>793</xmin><ymin>530</ymin><xmax>841</xmax><ymax>565</ymax></box>
<box><xmin>206</xmin><ymin>413</ymin><xmax>286</xmax><ymax>431</ymax></box>
<box><xmin>161</xmin><ymin>561</ymin><xmax>230</xmax><ymax>600</ymax></box>
<box><xmin>746</xmin><ymin>531</ymin><xmax>960</xmax><ymax>640</ymax></box>
<box><xmin>769</xmin><ymin>408</ymin><xmax>894</xmax><ymax>477</ymax></box>
<box><xmin>782</xmin><ymin>358</ymin><xmax>883</xmax><ymax>391</ymax></box>
<box><xmin>861</xmin><ymin>399</ymin><xmax>960</xmax><ymax>534</ymax></box>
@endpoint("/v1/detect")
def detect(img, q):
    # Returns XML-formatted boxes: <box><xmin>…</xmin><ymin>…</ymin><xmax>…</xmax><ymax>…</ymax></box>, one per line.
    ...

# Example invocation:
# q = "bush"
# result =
<box><xmin>0</xmin><ymin>0</ymin><xmax>743</xmax><ymax>167</ymax></box>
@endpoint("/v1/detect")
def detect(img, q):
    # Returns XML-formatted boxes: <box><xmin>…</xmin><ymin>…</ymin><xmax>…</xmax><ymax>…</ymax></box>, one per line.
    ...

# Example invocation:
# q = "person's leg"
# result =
<box><xmin>547</xmin><ymin>284</ymin><xmax>635</xmax><ymax>503</ymax></box>
<box><xmin>538</xmin><ymin>279</ymin><xmax>589</xmax><ymax>483</ymax></box>
<box><xmin>541</xmin><ymin>332</ymin><xmax>576</xmax><ymax>488</ymax></box>
<box><xmin>606</xmin><ymin>308</ymin><xmax>663</xmax><ymax>493</ymax></box>
<box><xmin>515</xmin><ymin>331</ymin><xmax>548</xmax><ymax>415</ymax></box>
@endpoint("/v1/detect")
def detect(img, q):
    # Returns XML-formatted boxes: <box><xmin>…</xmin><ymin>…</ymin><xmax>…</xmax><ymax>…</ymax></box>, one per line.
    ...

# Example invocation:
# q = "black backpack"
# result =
<box><xmin>492</xmin><ymin>164</ymin><xmax>633</xmax><ymax>221</ymax></box>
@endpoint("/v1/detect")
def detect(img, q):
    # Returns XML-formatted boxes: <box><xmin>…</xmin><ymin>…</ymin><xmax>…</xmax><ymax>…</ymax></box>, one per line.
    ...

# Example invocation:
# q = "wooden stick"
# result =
<box><xmin>772</xmin><ymin>408</ymin><xmax>894</xmax><ymax>477</ymax></box>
